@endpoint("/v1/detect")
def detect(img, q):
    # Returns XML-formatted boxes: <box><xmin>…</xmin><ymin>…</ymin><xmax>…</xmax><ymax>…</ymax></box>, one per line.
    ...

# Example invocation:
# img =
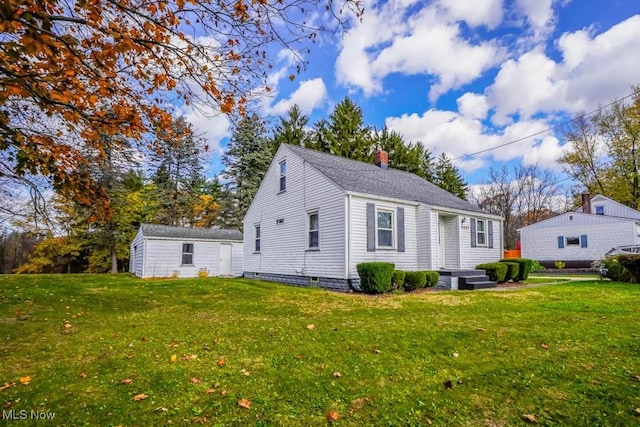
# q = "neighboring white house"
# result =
<box><xmin>130</xmin><ymin>224</ymin><xmax>243</xmax><ymax>278</ymax></box>
<box><xmin>243</xmin><ymin>144</ymin><xmax>503</xmax><ymax>291</ymax></box>
<box><xmin>519</xmin><ymin>194</ymin><xmax>640</xmax><ymax>267</ymax></box>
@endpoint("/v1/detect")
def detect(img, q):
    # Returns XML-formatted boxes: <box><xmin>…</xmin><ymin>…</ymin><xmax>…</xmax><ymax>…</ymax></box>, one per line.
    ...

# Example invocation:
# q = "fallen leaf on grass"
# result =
<box><xmin>170</xmin><ymin>354</ymin><xmax>177</xmax><ymax>363</ymax></box>
<box><xmin>327</xmin><ymin>411</ymin><xmax>339</xmax><ymax>422</ymax></box>
<box><xmin>333</xmin><ymin>372</ymin><xmax>342</xmax><ymax>378</ymax></box>
<box><xmin>167</xmin><ymin>342</ymin><xmax>179</xmax><ymax>348</ymax></box>
<box><xmin>306</xmin><ymin>324</ymin><xmax>315</xmax><ymax>330</ymax></box>
<box><xmin>205</xmin><ymin>388</ymin><xmax>216</xmax><ymax>394</ymax></box>
<box><xmin>154</xmin><ymin>407</ymin><xmax>168</xmax><ymax>412</ymax></box>
<box><xmin>541</xmin><ymin>344</ymin><xmax>549</xmax><ymax>349</ymax></box>
<box><xmin>240</xmin><ymin>369</ymin><xmax>250</xmax><ymax>376</ymax></box>
<box><xmin>220</xmin><ymin>389</ymin><xmax>227</xmax><ymax>396</ymax></box>
<box><xmin>133</xmin><ymin>394</ymin><xmax>148</xmax><ymax>401</ymax></box>
<box><xmin>216</xmin><ymin>359</ymin><xmax>225</xmax><ymax>367</ymax></box>
<box><xmin>19</xmin><ymin>376</ymin><xmax>31</xmax><ymax>385</ymax></box>
<box><xmin>120</xmin><ymin>378</ymin><xmax>133</xmax><ymax>385</ymax></box>
<box><xmin>78</xmin><ymin>372</ymin><xmax>87</xmax><ymax>378</ymax></box>
<box><xmin>443</xmin><ymin>380</ymin><xmax>453</xmax><ymax>389</ymax></box>
<box><xmin>3</xmin><ymin>401</ymin><xmax>11</xmax><ymax>408</ymax></box>
<box><xmin>296</xmin><ymin>354</ymin><xmax>304</xmax><ymax>359</ymax></box>
<box><xmin>634</xmin><ymin>375</ymin><xmax>640</xmax><ymax>382</ymax></box>
<box><xmin>64</xmin><ymin>323</ymin><xmax>72</xmax><ymax>329</ymax></box>
<box><xmin>635</xmin><ymin>407</ymin><xmax>640</xmax><ymax>415</ymax></box>
<box><xmin>190</xmin><ymin>377</ymin><xmax>201</xmax><ymax>383</ymax></box>
<box><xmin>182</xmin><ymin>354</ymin><xmax>198</xmax><ymax>361</ymax></box>
<box><xmin>476</xmin><ymin>327</ymin><xmax>486</xmax><ymax>332</ymax></box>
<box><xmin>0</xmin><ymin>382</ymin><xmax>14</xmax><ymax>391</ymax></box>
<box><xmin>522</xmin><ymin>414</ymin><xmax>537</xmax><ymax>423</ymax></box>
<box><xmin>237</xmin><ymin>398</ymin><xmax>251</xmax><ymax>409</ymax></box>
<box><xmin>452</xmin><ymin>353</ymin><xmax>459</xmax><ymax>358</ymax></box>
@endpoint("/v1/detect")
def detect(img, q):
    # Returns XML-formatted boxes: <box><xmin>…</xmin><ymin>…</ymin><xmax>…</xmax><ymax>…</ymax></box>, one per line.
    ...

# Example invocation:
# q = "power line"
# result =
<box><xmin>453</xmin><ymin>90</ymin><xmax>640</xmax><ymax>161</ymax></box>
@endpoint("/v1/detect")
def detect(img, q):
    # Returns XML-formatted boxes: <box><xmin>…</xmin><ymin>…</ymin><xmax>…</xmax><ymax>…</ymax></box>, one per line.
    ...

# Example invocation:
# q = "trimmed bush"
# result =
<box><xmin>356</xmin><ymin>262</ymin><xmax>395</xmax><ymax>294</ymax></box>
<box><xmin>424</xmin><ymin>271</ymin><xmax>440</xmax><ymax>287</ymax></box>
<box><xmin>403</xmin><ymin>271</ymin><xmax>427</xmax><ymax>291</ymax></box>
<box><xmin>476</xmin><ymin>262</ymin><xmax>508</xmax><ymax>282</ymax></box>
<box><xmin>603</xmin><ymin>257</ymin><xmax>631</xmax><ymax>282</ymax></box>
<box><xmin>616</xmin><ymin>254</ymin><xmax>640</xmax><ymax>283</ymax></box>
<box><xmin>392</xmin><ymin>270</ymin><xmax>406</xmax><ymax>290</ymax></box>
<box><xmin>501</xmin><ymin>262</ymin><xmax>520</xmax><ymax>282</ymax></box>
<box><xmin>499</xmin><ymin>258</ymin><xmax>533</xmax><ymax>281</ymax></box>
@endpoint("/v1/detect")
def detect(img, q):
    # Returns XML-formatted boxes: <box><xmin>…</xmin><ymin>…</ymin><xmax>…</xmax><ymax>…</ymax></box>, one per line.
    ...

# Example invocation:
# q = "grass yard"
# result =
<box><xmin>1</xmin><ymin>275</ymin><xmax>639</xmax><ymax>426</ymax></box>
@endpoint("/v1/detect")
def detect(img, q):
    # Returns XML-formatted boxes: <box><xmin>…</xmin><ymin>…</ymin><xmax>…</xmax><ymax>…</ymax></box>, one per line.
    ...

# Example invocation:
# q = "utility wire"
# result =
<box><xmin>453</xmin><ymin>89</ymin><xmax>640</xmax><ymax>161</ymax></box>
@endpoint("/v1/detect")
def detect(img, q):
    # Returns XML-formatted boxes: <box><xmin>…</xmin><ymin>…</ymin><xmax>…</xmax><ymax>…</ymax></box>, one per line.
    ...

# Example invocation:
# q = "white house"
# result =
<box><xmin>243</xmin><ymin>144</ymin><xmax>503</xmax><ymax>291</ymax></box>
<box><xmin>130</xmin><ymin>224</ymin><xmax>243</xmax><ymax>278</ymax></box>
<box><xmin>519</xmin><ymin>194</ymin><xmax>640</xmax><ymax>267</ymax></box>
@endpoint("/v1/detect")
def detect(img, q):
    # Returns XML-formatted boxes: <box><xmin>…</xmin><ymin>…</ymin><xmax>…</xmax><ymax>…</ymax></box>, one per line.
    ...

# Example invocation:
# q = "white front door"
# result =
<box><xmin>219</xmin><ymin>244</ymin><xmax>232</xmax><ymax>276</ymax></box>
<box><xmin>438</xmin><ymin>217</ymin><xmax>446</xmax><ymax>269</ymax></box>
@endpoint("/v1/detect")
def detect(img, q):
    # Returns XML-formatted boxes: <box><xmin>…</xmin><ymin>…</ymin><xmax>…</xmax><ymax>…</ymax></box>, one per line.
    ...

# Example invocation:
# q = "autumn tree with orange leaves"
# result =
<box><xmin>0</xmin><ymin>0</ymin><xmax>361</xmax><ymax>222</ymax></box>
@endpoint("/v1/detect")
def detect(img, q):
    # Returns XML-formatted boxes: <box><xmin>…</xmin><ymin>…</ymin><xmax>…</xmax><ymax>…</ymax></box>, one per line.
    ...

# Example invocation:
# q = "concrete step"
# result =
<box><xmin>438</xmin><ymin>269</ymin><xmax>486</xmax><ymax>277</ymax></box>
<box><xmin>459</xmin><ymin>275</ymin><xmax>490</xmax><ymax>285</ymax></box>
<box><xmin>459</xmin><ymin>281</ymin><xmax>497</xmax><ymax>290</ymax></box>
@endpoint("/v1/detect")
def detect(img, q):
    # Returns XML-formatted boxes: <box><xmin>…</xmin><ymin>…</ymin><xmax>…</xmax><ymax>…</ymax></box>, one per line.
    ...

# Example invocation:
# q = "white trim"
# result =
<box><xmin>345</xmin><ymin>190</ymin><xmax>420</xmax><ymax>207</ymax></box>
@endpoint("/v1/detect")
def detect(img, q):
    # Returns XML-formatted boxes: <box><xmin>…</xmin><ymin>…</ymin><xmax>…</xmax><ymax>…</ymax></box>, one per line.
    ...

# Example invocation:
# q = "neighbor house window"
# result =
<box><xmin>308</xmin><ymin>211</ymin><xmax>319</xmax><ymax>249</ymax></box>
<box><xmin>377</xmin><ymin>209</ymin><xmax>394</xmax><ymax>248</ymax></box>
<box><xmin>595</xmin><ymin>205</ymin><xmax>604</xmax><ymax>215</ymax></box>
<box><xmin>182</xmin><ymin>243</ymin><xmax>194</xmax><ymax>265</ymax></box>
<box><xmin>255</xmin><ymin>225</ymin><xmax>261</xmax><ymax>252</ymax></box>
<box><xmin>476</xmin><ymin>219</ymin><xmax>486</xmax><ymax>246</ymax></box>
<box><xmin>566</xmin><ymin>237</ymin><xmax>580</xmax><ymax>246</ymax></box>
<box><xmin>279</xmin><ymin>160</ymin><xmax>286</xmax><ymax>192</ymax></box>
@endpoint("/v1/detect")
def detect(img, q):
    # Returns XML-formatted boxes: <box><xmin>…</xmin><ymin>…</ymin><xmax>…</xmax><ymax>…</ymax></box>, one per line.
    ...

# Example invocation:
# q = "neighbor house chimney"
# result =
<box><xmin>374</xmin><ymin>150</ymin><xmax>388</xmax><ymax>170</ymax></box>
<box><xmin>581</xmin><ymin>193</ymin><xmax>591</xmax><ymax>214</ymax></box>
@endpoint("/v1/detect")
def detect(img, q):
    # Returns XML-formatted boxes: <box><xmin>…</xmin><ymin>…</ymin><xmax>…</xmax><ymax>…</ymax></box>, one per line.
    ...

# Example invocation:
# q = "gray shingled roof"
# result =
<box><xmin>285</xmin><ymin>144</ymin><xmax>487</xmax><ymax>214</ymax></box>
<box><xmin>140</xmin><ymin>224</ymin><xmax>242</xmax><ymax>241</ymax></box>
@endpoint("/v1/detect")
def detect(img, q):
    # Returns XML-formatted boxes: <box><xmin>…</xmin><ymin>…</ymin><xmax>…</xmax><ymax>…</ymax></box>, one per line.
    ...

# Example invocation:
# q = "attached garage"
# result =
<box><xmin>129</xmin><ymin>224</ymin><xmax>243</xmax><ymax>278</ymax></box>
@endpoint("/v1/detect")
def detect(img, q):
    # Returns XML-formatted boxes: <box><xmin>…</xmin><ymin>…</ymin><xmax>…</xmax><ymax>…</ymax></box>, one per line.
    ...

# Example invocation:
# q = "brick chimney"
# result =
<box><xmin>581</xmin><ymin>193</ymin><xmax>591</xmax><ymax>214</ymax></box>
<box><xmin>374</xmin><ymin>150</ymin><xmax>388</xmax><ymax>170</ymax></box>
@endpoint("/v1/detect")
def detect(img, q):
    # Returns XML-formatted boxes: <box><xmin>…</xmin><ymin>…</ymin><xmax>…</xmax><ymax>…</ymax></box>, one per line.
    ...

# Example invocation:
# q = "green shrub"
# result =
<box><xmin>424</xmin><ymin>271</ymin><xmax>440</xmax><ymax>287</ymax></box>
<box><xmin>501</xmin><ymin>262</ymin><xmax>520</xmax><ymax>281</ymax></box>
<box><xmin>499</xmin><ymin>258</ymin><xmax>533</xmax><ymax>281</ymax></box>
<box><xmin>356</xmin><ymin>262</ymin><xmax>395</xmax><ymax>294</ymax></box>
<box><xmin>530</xmin><ymin>260</ymin><xmax>544</xmax><ymax>272</ymax></box>
<box><xmin>616</xmin><ymin>254</ymin><xmax>640</xmax><ymax>283</ymax></box>
<box><xmin>403</xmin><ymin>271</ymin><xmax>427</xmax><ymax>291</ymax></box>
<box><xmin>392</xmin><ymin>270</ymin><xmax>406</xmax><ymax>290</ymax></box>
<box><xmin>476</xmin><ymin>262</ymin><xmax>508</xmax><ymax>282</ymax></box>
<box><xmin>602</xmin><ymin>257</ymin><xmax>631</xmax><ymax>282</ymax></box>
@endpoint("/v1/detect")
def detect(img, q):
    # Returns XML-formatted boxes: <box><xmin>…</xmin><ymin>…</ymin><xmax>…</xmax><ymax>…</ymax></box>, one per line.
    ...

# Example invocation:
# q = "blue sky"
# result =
<box><xmin>185</xmin><ymin>0</ymin><xmax>640</xmax><ymax>186</ymax></box>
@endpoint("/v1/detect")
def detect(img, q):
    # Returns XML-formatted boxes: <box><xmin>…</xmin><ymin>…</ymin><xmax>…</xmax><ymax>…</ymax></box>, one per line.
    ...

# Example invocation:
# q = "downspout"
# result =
<box><xmin>457</xmin><ymin>215</ymin><xmax>462</xmax><ymax>269</ymax></box>
<box><xmin>344</xmin><ymin>194</ymin><xmax>350</xmax><ymax>279</ymax></box>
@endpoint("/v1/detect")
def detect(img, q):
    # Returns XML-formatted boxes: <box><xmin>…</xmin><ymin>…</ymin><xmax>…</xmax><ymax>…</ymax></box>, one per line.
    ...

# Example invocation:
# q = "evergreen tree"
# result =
<box><xmin>322</xmin><ymin>97</ymin><xmax>373</xmax><ymax>161</ymax></box>
<box><xmin>373</xmin><ymin>126</ymin><xmax>436</xmax><ymax>178</ymax></box>
<box><xmin>272</xmin><ymin>105</ymin><xmax>309</xmax><ymax>152</ymax></box>
<box><xmin>434</xmin><ymin>153</ymin><xmax>468</xmax><ymax>199</ymax></box>
<box><xmin>150</xmin><ymin>116</ymin><xmax>206</xmax><ymax>225</ymax></box>
<box><xmin>220</xmin><ymin>114</ymin><xmax>274</xmax><ymax>230</ymax></box>
<box><xmin>306</xmin><ymin>119</ymin><xmax>331</xmax><ymax>152</ymax></box>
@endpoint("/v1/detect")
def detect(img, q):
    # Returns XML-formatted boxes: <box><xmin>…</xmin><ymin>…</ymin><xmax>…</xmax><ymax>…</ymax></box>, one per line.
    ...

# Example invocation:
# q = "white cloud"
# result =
<box><xmin>179</xmin><ymin>105</ymin><xmax>231</xmax><ymax>158</ymax></box>
<box><xmin>335</xmin><ymin>0</ymin><xmax>503</xmax><ymax>100</ymax></box>
<box><xmin>457</xmin><ymin>93</ymin><xmax>489</xmax><ymax>119</ymax></box>
<box><xmin>522</xmin><ymin>135</ymin><xmax>564</xmax><ymax>169</ymax></box>
<box><xmin>486</xmin><ymin>15</ymin><xmax>640</xmax><ymax>123</ymax></box>
<box><xmin>439</xmin><ymin>0</ymin><xmax>504</xmax><ymax>29</ymax></box>
<box><xmin>267</xmin><ymin>78</ymin><xmax>328</xmax><ymax>116</ymax></box>
<box><xmin>516</xmin><ymin>0</ymin><xmax>555</xmax><ymax>32</ymax></box>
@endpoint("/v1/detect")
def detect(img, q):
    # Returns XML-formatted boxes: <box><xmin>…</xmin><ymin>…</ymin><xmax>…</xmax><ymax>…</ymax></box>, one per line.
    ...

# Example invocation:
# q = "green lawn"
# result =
<box><xmin>1</xmin><ymin>275</ymin><xmax>639</xmax><ymax>426</ymax></box>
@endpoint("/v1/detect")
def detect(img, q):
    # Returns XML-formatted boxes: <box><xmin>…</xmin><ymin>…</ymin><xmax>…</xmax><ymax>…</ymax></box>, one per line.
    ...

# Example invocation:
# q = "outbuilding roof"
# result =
<box><xmin>139</xmin><ymin>224</ymin><xmax>243</xmax><ymax>241</ymax></box>
<box><xmin>285</xmin><ymin>144</ymin><xmax>488</xmax><ymax>214</ymax></box>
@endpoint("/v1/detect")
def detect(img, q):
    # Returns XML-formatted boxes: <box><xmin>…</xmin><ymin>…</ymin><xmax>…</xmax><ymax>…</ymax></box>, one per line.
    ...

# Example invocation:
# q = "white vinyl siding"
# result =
<box><xmin>521</xmin><ymin>220</ymin><xmax>640</xmax><ymax>262</ymax></box>
<box><xmin>136</xmin><ymin>238</ymin><xmax>243</xmax><ymax>278</ymax></box>
<box><xmin>348</xmin><ymin>196</ymin><xmax>417</xmax><ymax>277</ymax></box>
<box><xmin>243</xmin><ymin>145</ymin><xmax>345</xmax><ymax>278</ymax></box>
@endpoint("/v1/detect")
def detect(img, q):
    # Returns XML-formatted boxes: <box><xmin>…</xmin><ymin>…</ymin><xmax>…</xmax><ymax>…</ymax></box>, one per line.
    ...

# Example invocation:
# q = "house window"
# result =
<box><xmin>279</xmin><ymin>160</ymin><xmax>286</xmax><ymax>192</ymax></box>
<box><xmin>595</xmin><ymin>205</ymin><xmax>604</xmax><ymax>215</ymax></box>
<box><xmin>377</xmin><ymin>209</ymin><xmax>394</xmax><ymax>248</ymax></box>
<box><xmin>566</xmin><ymin>237</ymin><xmax>580</xmax><ymax>246</ymax></box>
<box><xmin>254</xmin><ymin>225</ymin><xmax>261</xmax><ymax>252</ymax></box>
<box><xmin>182</xmin><ymin>243</ymin><xmax>194</xmax><ymax>265</ymax></box>
<box><xmin>476</xmin><ymin>219</ymin><xmax>486</xmax><ymax>246</ymax></box>
<box><xmin>308</xmin><ymin>211</ymin><xmax>319</xmax><ymax>249</ymax></box>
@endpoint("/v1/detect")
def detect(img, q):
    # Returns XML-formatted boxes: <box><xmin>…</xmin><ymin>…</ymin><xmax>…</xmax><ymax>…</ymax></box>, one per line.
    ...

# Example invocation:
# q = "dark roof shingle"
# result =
<box><xmin>140</xmin><ymin>224</ymin><xmax>242</xmax><ymax>241</ymax></box>
<box><xmin>285</xmin><ymin>144</ymin><xmax>487</xmax><ymax>214</ymax></box>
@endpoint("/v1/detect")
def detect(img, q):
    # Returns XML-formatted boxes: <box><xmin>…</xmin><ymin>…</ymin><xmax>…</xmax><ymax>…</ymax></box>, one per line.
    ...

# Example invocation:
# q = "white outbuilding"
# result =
<box><xmin>129</xmin><ymin>224</ymin><xmax>243</xmax><ymax>278</ymax></box>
